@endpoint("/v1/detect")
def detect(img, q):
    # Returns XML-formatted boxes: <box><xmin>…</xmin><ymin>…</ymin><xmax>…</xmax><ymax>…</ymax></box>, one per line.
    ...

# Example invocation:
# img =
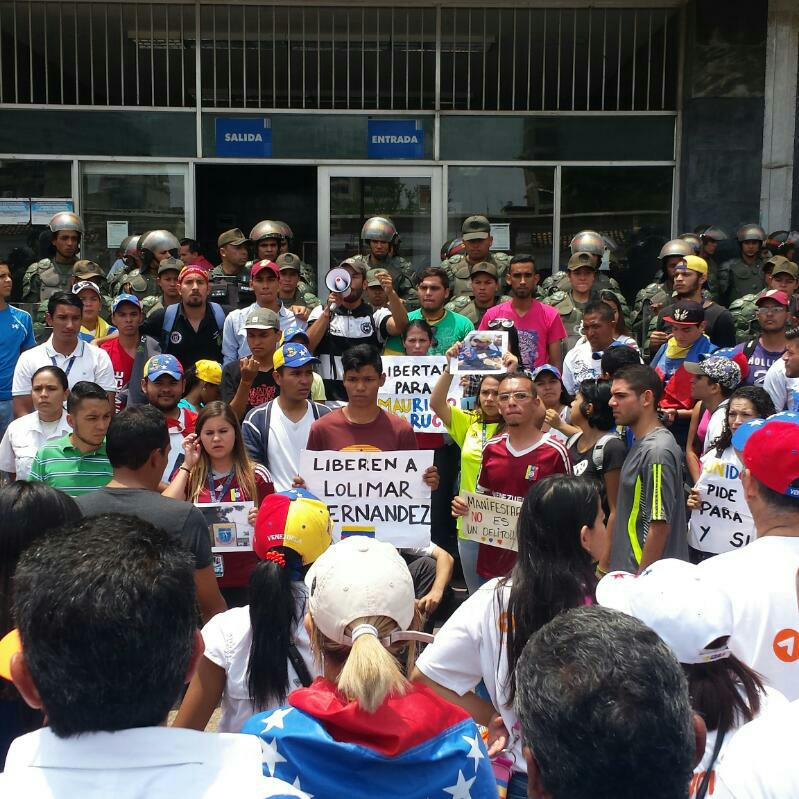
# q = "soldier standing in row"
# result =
<box><xmin>209</xmin><ymin>228</ymin><xmax>254</xmax><ymax>310</ymax></box>
<box><xmin>352</xmin><ymin>216</ymin><xmax>419</xmax><ymax>310</ymax></box>
<box><xmin>22</xmin><ymin>212</ymin><xmax>84</xmax><ymax>304</ymax></box>
<box><xmin>717</xmin><ymin>223</ymin><xmax>767</xmax><ymax>306</ymax></box>
<box><xmin>441</xmin><ymin>215</ymin><xmax>511</xmax><ymax>300</ymax></box>
<box><xmin>141</xmin><ymin>257</ymin><xmax>184</xmax><ymax>318</ymax></box>
<box><xmin>765</xmin><ymin>230</ymin><xmax>799</xmax><ymax>263</ymax></box>
<box><xmin>698</xmin><ymin>225</ymin><xmax>727</xmax><ymax>299</ymax></box>
<box><xmin>274</xmin><ymin>221</ymin><xmax>317</xmax><ymax>294</ymax></box>
<box><xmin>114</xmin><ymin>230</ymin><xmax>179</xmax><ymax>302</ymax></box>
<box><xmin>445</xmin><ymin>261</ymin><xmax>510</xmax><ymax>325</ymax></box>
<box><xmin>539</xmin><ymin>231</ymin><xmax>623</xmax><ymax>299</ymax></box>
<box><xmin>276</xmin><ymin>252</ymin><xmax>320</xmax><ymax>321</ymax></box>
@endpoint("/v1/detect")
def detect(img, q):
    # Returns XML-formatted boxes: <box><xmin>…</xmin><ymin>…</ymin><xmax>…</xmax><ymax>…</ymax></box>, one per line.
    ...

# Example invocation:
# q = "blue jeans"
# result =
<box><xmin>0</xmin><ymin>400</ymin><xmax>12</xmax><ymax>442</ymax></box>
<box><xmin>507</xmin><ymin>771</ymin><xmax>529</xmax><ymax>799</ymax></box>
<box><xmin>458</xmin><ymin>536</ymin><xmax>487</xmax><ymax>595</ymax></box>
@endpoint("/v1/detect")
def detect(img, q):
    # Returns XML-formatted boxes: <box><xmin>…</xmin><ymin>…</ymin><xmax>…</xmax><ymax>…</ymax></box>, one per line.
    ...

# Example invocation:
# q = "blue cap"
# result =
<box><xmin>532</xmin><ymin>364</ymin><xmax>562</xmax><ymax>381</ymax></box>
<box><xmin>273</xmin><ymin>342</ymin><xmax>320</xmax><ymax>370</ymax></box>
<box><xmin>730</xmin><ymin>411</ymin><xmax>799</xmax><ymax>453</ymax></box>
<box><xmin>112</xmin><ymin>293</ymin><xmax>142</xmax><ymax>313</ymax></box>
<box><xmin>280</xmin><ymin>324</ymin><xmax>310</xmax><ymax>346</ymax></box>
<box><xmin>144</xmin><ymin>354</ymin><xmax>184</xmax><ymax>381</ymax></box>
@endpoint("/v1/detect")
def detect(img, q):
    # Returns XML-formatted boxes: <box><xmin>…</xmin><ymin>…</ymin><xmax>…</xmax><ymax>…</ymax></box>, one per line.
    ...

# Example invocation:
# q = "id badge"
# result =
<box><xmin>213</xmin><ymin>555</ymin><xmax>224</xmax><ymax>578</ymax></box>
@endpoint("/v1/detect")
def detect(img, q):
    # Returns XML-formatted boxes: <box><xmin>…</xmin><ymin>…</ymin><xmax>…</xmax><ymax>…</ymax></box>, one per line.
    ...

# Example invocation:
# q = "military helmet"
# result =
<box><xmin>48</xmin><ymin>212</ymin><xmax>84</xmax><ymax>235</ymax></box>
<box><xmin>700</xmin><ymin>226</ymin><xmax>728</xmax><ymax>242</ymax></box>
<box><xmin>569</xmin><ymin>230</ymin><xmax>605</xmax><ymax>257</ymax></box>
<box><xmin>679</xmin><ymin>233</ymin><xmax>702</xmax><ymax>254</ymax></box>
<box><xmin>737</xmin><ymin>224</ymin><xmax>766</xmax><ymax>243</ymax></box>
<box><xmin>121</xmin><ymin>234</ymin><xmax>141</xmax><ymax>257</ymax></box>
<box><xmin>441</xmin><ymin>238</ymin><xmax>466</xmax><ymax>261</ymax></box>
<box><xmin>139</xmin><ymin>229</ymin><xmax>180</xmax><ymax>256</ymax></box>
<box><xmin>274</xmin><ymin>221</ymin><xmax>294</xmax><ymax>241</ymax></box>
<box><xmin>361</xmin><ymin>216</ymin><xmax>400</xmax><ymax>246</ymax></box>
<box><xmin>766</xmin><ymin>230</ymin><xmax>799</xmax><ymax>256</ymax></box>
<box><xmin>658</xmin><ymin>238</ymin><xmax>694</xmax><ymax>260</ymax></box>
<box><xmin>249</xmin><ymin>220</ymin><xmax>285</xmax><ymax>243</ymax></box>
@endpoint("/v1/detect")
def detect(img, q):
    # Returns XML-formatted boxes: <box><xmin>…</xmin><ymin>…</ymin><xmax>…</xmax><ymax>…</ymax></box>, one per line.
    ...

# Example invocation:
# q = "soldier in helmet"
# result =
<box><xmin>352</xmin><ymin>216</ymin><xmax>419</xmax><ymax>310</ymax></box>
<box><xmin>765</xmin><ymin>230</ymin><xmax>799</xmax><ymax>262</ymax></box>
<box><xmin>141</xmin><ymin>257</ymin><xmax>184</xmax><ymax>318</ymax></box>
<box><xmin>542</xmin><ymin>252</ymin><xmax>600</xmax><ymax>353</ymax></box>
<box><xmin>631</xmin><ymin>238</ymin><xmax>694</xmax><ymax>337</ymax></box>
<box><xmin>115</xmin><ymin>229</ymin><xmax>179</xmax><ymax>302</ymax></box>
<box><xmin>678</xmin><ymin>232</ymin><xmax>702</xmax><ymax>254</ymax></box>
<box><xmin>440</xmin><ymin>238</ymin><xmax>466</xmax><ymax>263</ymax></box>
<box><xmin>273</xmin><ymin>221</ymin><xmax>317</xmax><ymax>294</ymax></box>
<box><xmin>276</xmin><ymin>252</ymin><xmax>320</xmax><ymax>321</ymax></box>
<box><xmin>22</xmin><ymin>212</ymin><xmax>84</xmax><ymax>304</ymax></box>
<box><xmin>717</xmin><ymin>223</ymin><xmax>767</xmax><ymax>305</ymax></box>
<box><xmin>441</xmin><ymin>215</ymin><xmax>512</xmax><ymax>301</ymax></box>
<box><xmin>539</xmin><ymin>230</ymin><xmax>623</xmax><ymax>298</ymax></box>
<box><xmin>445</xmin><ymin>261</ymin><xmax>511</xmax><ymax>325</ymax></box>
<box><xmin>209</xmin><ymin>228</ymin><xmax>254</xmax><ymax>310</ymax></box>
<box><xmin>698</xmin><ymin>226</ymin><xmax>728</xmax><ymax>299</ymax></box>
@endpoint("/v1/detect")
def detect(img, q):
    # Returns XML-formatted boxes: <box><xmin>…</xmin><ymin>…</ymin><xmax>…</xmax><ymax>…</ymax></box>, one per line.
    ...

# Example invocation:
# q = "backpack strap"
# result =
<box><xmin>311</xmin><ymin>401</ymin><xmax>321</xmax><ymax>420</ymax></box>
<box><xmin>287</xmin><ymin>642</ymin><xmax>313</xmax><ymax>688</ymax></box>
<box><xmin>592</xmin><ymin>432</ymin><xmax>621</xmax><ymax>473</ymax></box>
<box><xmin>209</xmin><ymin>301</ymin><xmax>226</xmax><ymax>332</ymax></box>
<box><xmin>161</xmin><ymin>303</ymin><xmax>179</xmax><ymax>348</ymax></box>
<box><xmin>742</xmin><ymin>338</ymin><xmax>758</xmax><ymax>360</ymax></box>
<box><xmin>258</xmin><ymin>399</ymin><xmax>275</xmax><ymax>469</ymax></box>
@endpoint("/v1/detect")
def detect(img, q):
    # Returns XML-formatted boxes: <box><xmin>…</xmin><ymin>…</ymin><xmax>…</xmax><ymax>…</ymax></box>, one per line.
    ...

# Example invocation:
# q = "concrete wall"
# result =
<box><xmin>679</xmin><ymin>0</ymin><xmax>767</xmax><ymax>236</ymax></box>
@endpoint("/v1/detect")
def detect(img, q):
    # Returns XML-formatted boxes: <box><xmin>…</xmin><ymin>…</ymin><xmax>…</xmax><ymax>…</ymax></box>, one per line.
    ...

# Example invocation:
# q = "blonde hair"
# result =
<box><xmin>187</xmin><ymin>401</ymin><xmax>257</xmax><ymax>502</ymax></box>
<box><xmin>311</xmin><ymin>613</ymin><xmax>420</xmax><ymax>713</ymax></box>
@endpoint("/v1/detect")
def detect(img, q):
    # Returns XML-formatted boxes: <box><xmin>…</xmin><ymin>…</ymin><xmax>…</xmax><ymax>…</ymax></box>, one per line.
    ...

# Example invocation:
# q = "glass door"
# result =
<box><xmin>317</xmin><ymin>166</ymin><xmax>443</xmax><ymax>291</ymax></box>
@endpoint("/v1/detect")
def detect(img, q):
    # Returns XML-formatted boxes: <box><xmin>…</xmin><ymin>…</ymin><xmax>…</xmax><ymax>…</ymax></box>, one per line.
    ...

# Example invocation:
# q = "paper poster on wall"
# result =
<box><xmin>378</xmin><ymin>355</ymin><xmax>463</xmax><ymax>433</ymax></box>
<box><xmin>299</xmin><ymin>449</ymin><xmax>433</xmax><ymax>547</ymax></box>
<box><xmin>31</xmin><ymin>198</ymin><xmax>74</xmax><ymax>225</ymax></box>
<box><xmin>197</xmin><ymin>501</ymin><xmax>255</xmax><ymax>552</ymax></box>
<box><xmin>460</xmin><ymin>491</ymin><xmax>523</xmax><ymax>550</ymax></box>
<box><xmin>106</xmin><ymin>220</ymin><xmax>129</xmax><ymax>249</ymax></box>
<box><xmin>452</xmin><ymin>331</ymin><xmax>508</xmax><ymax>374</ymax></box>
<box><xmin>489</xmin><ymin>223</ymin><xmax>511</xmax><ymax>251</ymax></box>
<box><xmin>688</xmin><ymin>457</ymin><xmax>754</xmax><ymax>555</ymax></box>
<box><xmin>0</xmin><ymin>199</ymin><xmax>31</xmax><ymax>225</ymax></box>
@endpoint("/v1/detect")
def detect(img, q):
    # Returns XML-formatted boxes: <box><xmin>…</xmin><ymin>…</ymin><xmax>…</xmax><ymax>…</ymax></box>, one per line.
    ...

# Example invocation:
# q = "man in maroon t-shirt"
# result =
<box><xmin>454</xmin><ymin>370</ymin><xmax>571</xmax><ymax>578</ymax></box>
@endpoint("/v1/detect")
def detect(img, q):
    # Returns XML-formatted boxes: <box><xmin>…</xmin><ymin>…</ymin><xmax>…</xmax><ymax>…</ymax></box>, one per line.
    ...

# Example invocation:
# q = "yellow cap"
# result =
<box><xmin>678</xmin><ymin>255</ymin><xmax>708</xmax><ymax>276</ymax></box>
<box><xmin>195</xmin><ymin>359</ymin><xmax>222</xmax><ymax>385</ymax></box>
<box><xmin>0</xmin><ymin>628</ymin><xmax>21</xmax><ymax>681</ymax></box>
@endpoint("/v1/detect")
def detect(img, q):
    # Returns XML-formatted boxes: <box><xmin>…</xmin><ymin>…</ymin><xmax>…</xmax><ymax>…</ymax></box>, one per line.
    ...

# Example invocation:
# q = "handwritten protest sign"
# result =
<box><xmin>378</xmin><ymin>356</ymin><xmax>462</xmax><ymax>432</ymax></box>
<box><xmin>197</xmin><ymin>501</ymin><xmax>255</xmax><ymax>552</ymax></box>
<box><xmin>688</xmin><ymin>456</ymin><xmax>754</xmax><ymax>554</ymax></box>
<box><xmin>299</xmin><ymin>449</ymin><xmax>433</xmax><ymax>547</ymax></box>
<box><xmin>461</xmin><ymin>491</ymin><xmax>523</xmax><ymax>551</ymax></box>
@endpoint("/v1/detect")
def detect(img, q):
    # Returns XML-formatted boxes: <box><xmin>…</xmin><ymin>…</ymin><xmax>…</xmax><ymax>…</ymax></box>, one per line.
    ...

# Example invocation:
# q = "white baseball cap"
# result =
<box><xmin>305</xmin><ymin>536</ymin><xmax>427</xmax><ymax>647</ymax></box>
<box><xmin>596</xmin><ymin>559</ymin><xmax>733</xmax><ymax>665</ymax></box>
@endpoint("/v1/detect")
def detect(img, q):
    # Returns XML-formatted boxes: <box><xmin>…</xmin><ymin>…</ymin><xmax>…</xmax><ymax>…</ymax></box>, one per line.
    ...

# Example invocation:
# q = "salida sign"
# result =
<box><xmin>215</xmin><ymin>118</ymin><xmax>272</xmax><ymax>158</ymax></box>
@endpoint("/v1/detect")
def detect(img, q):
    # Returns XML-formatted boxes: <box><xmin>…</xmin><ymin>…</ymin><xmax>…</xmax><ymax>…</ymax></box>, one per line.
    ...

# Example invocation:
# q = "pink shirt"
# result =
<box><xmin>479</xmin><ymin>300</ymin><xmax>567</xmax><ymax>370</ymax></box>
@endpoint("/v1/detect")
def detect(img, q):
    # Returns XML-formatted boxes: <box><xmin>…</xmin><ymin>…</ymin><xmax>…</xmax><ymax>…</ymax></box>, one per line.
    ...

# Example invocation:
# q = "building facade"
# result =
<box><xmin>0</xmin><ymin>0</ymin><xmax>796</xmax><ymax>298</ymax></box>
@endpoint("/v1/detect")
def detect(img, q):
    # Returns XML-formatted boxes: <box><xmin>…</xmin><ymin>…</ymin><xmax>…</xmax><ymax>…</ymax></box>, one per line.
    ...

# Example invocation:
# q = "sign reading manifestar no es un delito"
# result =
<box><xmin>461</xmin><ymin>491</ymin><xmax>523</xmax><ymax>551</ymax></box>
<box><xmin>300</xmin><ymin>449</ymin><xmax>433</xmax><ymax>547</ymax></box>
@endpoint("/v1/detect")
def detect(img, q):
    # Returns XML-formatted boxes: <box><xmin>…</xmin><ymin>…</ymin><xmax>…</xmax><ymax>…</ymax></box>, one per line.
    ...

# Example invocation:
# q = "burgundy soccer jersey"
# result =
<box><xmin>475</xmin><ymin>432</ymin><xmax>571</xmax><ymax>578</ymax></box>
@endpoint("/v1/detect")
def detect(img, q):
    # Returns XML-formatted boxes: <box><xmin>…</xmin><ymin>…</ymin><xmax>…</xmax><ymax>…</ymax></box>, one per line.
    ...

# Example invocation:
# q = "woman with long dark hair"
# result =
<box><xmin>0</xmin><ymin>482</ymin><xmax>81</xmax><ymax>767</ymax></box>
<box><xmin>174</xmin><ymin>488</ymin><xmax>332</xmax><ymax>733</ymax></box>
<box><xmin>413</xmin><ymin>475</ymin><xmax>604</xmax><ymax>798</ymax></box>
<box><xmin>687</xmin><ymin>385</ymin><xmax>774</xmax><ymax>561</ymax></box>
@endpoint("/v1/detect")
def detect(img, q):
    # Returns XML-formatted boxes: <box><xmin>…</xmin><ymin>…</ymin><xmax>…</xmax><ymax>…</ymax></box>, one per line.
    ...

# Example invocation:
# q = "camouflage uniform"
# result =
<box><xmin>440</xmin><ymin>252</ymin><xmax>512</xmax><ymax>300</ymax></box>
<box><xmin>445</xmin><ymin>294</ymin><xmax>512</xmax><ymax>326</ymax></box>
<box><xmin>112</xmin><ymin>266</ymin><xmax>159</xmax><ymax>301</ymax></box>
<box><xmin>280</xmin><ymin>287</ymin><xmax>321</xmax><ymax>311</ymax></box>
<box><xmin>297</xmin><ymin>261</ymin><xmax>317</xmax><ymax>294</ymax></box>
<box><xmin>351</xmin><ymin>254</ymin><xmax>419</xmax><ymax>310</ymax></box>
<box><xmin>632</xmin><ymin>280</ymin><xmax>672</xmax><ymax>334</ymax></box>
<box><xmin>208</xmin><ymin>265</ymin><xmax>256</xmax><ymax>309</ymax></box>
<box><xmin>542</xmin><ymin>290</ymin><xmax>590</xmax><ymax>353</ymax></box>
<box><xmin>539</xmin><ymin>270</ymin><xmax>623</xmax><ymax>300</ymax></box>
<box><xmin>728</xmin><ymin>294</ymin><xmax>760</xmax><ymax>342</ymax></box>
<box><xmin>717</xmin><ymin>256</ymin><xmax>766</xmax><ymax>306</ymax></box>
<box><xmin>21</xmin><ymin>259</ymin><xmax>75</xmax><ymax>304</ymax></box>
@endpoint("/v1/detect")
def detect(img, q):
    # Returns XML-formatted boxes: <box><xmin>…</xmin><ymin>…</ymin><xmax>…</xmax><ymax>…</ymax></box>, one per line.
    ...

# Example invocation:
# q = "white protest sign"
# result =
<box><xmin>299</xmin><ymin>449</ymin><xmax>433</xmax><ymax>547</ymax></box>
<box><xmin>196</xmin><ymin>501</ymin><xmax>255</xmax><ymax>552</ymax></box>
<box><xmin>378</xmin><ymin>355</ymin><xmax>462</xmax><ymax>432</ymax></box>
<box><xmin>688</xmin><ymin>455</ymin><xmax>754</xmax><ymax>555</ymax></box>
<box><xmin>461</xmin><ymin>490</ymin><xmax>522</xmax><ymax>551</ymax></box>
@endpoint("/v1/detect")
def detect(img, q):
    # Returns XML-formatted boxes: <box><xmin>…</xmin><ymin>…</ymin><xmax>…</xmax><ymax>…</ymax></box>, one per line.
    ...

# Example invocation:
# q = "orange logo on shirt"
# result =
<box><xmin>772</xmin><ymin>628</ymin><xmax>799</xmax><ymax>663</ymax></box>
<box><xmin>340</xmin><ymin>444</ymin><xmax>382</xmax><ymax>452</ymax></box>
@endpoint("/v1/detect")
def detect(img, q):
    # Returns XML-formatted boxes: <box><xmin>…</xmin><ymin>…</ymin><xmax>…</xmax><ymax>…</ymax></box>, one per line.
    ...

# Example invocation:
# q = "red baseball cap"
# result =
<box><xmin>250</xmin><ymin>259</ymin><xmax>279</xmax><ymax>279</ymax></box>
<box><xmin>755</xmin><ymin>289</ymin><xmax>790</xmax><ymax>307</ymax></box>
<box><xmin>177</xmin><ymin>264</ymin><xmax>209</xmax><ymax>284</ymax></box>
<box><xmin>741</xmin><ymin>419</ymin><xmax>799</xmax><ymax>498</ymax></box>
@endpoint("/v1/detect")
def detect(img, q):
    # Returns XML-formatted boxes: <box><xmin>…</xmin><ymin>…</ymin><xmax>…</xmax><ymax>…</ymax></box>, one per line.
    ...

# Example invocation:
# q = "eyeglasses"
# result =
<box><xmin>497</xmin><ymin>391</ymin><xmax>534</xmax><ymax>403</ymax></box>
<box><xmin>756</xmin><ymin>306</ymin><xmax>788</xmax><ymax>316</ymax></box>
<box><xmin>488</xmin><ymin>318</ymin><xmax>514</xmax><ymax>330</ymax></box>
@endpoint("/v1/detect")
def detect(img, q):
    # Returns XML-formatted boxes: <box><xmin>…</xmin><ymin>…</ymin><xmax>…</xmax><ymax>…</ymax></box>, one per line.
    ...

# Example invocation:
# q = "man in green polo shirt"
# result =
<box><xmin>384</xmin><ymin>266</ymin><xmax>474</xmax><ymax>355</ymax></box>
<box><xmin>28</xmin><ymin>380</ymin><xmax>113</xmax><ymax>496</ymax></box>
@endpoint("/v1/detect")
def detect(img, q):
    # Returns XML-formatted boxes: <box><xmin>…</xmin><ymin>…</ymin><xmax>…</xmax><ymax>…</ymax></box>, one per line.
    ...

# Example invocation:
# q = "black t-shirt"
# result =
<box><xmin>75</xmin><ymin>487</ymin><xmax>213</xmax><ymax>569</ymax></box>
<box><xmin>221</xmin><ymin>361</ymin><xmax>280</xmax><ymax>416</ymax></box>
<box><xmin>140</xmin><ymin>303</ymin><xmax>225</xmax><ymax>371</ymax></box>
<box><xmin>568</xmin><ymin>432</ymin><xmax>627</xmax><ymax>516</ymax></box>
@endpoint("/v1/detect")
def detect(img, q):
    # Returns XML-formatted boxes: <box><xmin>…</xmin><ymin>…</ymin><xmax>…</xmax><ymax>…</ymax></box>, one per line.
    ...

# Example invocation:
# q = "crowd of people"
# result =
<box><xmin>0</xmin><ymin>212</ymin><xmax>797</xmax><ymax>798</ymax></box>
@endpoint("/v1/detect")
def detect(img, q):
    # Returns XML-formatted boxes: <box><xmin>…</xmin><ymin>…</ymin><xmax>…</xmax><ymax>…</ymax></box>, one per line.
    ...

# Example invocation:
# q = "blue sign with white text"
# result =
<box><xmin>367</xmin><ymin>120</ymin><xmax>424</xmax><ymax>159</ymax></box>
<box><xmin>215</xmin><ymin>118</ymin><xmax>272</xmax><ymax>158</ymax></box>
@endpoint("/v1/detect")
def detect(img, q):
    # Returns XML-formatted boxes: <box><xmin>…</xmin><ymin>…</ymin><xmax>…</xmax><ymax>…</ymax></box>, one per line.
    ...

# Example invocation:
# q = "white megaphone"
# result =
<box><xmin>325</xmin><ymin>267</ymin><xmax>353</xmax><ymax>310</ymax></box>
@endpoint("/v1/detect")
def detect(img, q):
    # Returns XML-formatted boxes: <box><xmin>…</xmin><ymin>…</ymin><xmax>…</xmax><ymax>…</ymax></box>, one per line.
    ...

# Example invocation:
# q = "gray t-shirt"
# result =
<box><xmin>610</xmin><ymin>426</ymin><xmax>688</xmax><ymax>572</ymax></box>
<box><xmin>75</xmin><ymin>487</ymin><xmax>213</xmax><ymax>569</ymax></box>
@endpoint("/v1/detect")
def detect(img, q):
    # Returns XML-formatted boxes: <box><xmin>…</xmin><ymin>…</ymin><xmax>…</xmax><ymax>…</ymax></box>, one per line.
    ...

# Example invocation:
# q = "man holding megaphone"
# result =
<box><xmin>306</xmin><ymin>258</ymin><xmax>409</xmax><ymax>405</ymax></box>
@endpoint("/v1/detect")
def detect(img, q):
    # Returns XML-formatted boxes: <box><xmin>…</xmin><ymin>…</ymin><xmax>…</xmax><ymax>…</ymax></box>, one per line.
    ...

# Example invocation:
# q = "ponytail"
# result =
<box><xmin>311</xmin><ymin>614</ymin><xmax>416</xmax><ymax>714</ymax></box>
<box><xmin>246</xmin><ymin>548</ymin><xmax>304</xmax><ymax>709</ymax></box>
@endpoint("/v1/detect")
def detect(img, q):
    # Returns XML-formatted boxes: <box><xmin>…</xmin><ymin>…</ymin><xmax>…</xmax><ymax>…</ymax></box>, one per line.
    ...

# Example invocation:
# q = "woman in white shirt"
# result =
<box><xmin>173</xmin><ymin>488</ymin><xmax>332</xmax><ymax>733</ymax></box>
<box><xmin>0</xmin><ymin>366</ymin><xmax>70</xmax><ymax>480</ymax></box>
